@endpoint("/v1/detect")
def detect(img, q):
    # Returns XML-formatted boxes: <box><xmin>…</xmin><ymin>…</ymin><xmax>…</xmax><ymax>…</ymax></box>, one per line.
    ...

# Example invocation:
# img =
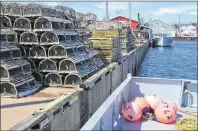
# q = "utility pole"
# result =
<box><xmin>116</xmin><ymin>11</ymin><xmax>120</xmax><ymax>29</ymax></box>
<box><xmin>129</xmin><ymin>2</ymin><xmax>131</xmax><ymax>29</ymax></box>
<box><xmin>106</xmin><ymin>1</ymin><xmax>109</xmax><ymax>28</ymax></box>
<box><xmin>106</xmin><ymin>1</ymin><xmax>109</xmax><ymax>21</ymax></box>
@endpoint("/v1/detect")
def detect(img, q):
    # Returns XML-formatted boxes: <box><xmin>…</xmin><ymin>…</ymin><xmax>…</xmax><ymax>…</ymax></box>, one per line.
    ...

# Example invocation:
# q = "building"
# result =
<box><xmin>180</xmin><ymin>25</ymin><xmax>197</xmax><ymax>36</ymax></box>
<box><xmin>149</xmin><ymin>20</ymin><xmax>177</xmax><ymax>37</ymax></box>
<box><xmin>110</xmin><ymin>16</ymin><xmax>138</xmax><ymax>30</ymax></box>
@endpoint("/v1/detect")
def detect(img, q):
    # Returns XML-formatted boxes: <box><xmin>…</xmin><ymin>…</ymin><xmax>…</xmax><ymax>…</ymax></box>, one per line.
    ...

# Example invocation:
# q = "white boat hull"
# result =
<box><xmin>154</xmin><ymin>37</ymin><xmax>173</xmax><ymax>47</ymax></box>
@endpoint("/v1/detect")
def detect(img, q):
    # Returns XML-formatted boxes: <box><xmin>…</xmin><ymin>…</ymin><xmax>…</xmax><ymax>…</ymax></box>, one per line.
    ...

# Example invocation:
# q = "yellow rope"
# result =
<box><xmin>141</xmin><ymin>110</ymin><xmax>197</xmax><ymax>131</ymax></box>
<box><xmin>175</xmin><ymin>117</ymin><xmax>197</xmax><ymax>131</ymax></box>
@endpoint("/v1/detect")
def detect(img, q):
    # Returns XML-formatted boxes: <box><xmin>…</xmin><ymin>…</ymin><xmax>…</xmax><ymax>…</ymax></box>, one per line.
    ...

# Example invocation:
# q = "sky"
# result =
<box><xmin>18</xmin><ymin>1</ymin><xmax>197</xmax><ymax>25</ymax></box>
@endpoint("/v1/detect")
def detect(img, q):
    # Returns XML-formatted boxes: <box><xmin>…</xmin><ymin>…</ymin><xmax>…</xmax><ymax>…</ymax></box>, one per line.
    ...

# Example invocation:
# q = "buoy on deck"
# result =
<box><xmin>155</xmin><ymin>102</ymin><xmax>177</xmax><ymax>124</ymax></box>
<box><xmin>145</xmin><ymin>95</ymin><xmax>163</xmax><ymax>110</ymax></box>
<box><xmin>166</xmin><ymin>101</ymin><xmax>178</xmax><ymax>113</ymax></box>
<box><xmin>122</xmin><ymin>102</ymin><xmax>142</xmax><ymax>122</ymax></box>
<box><xmin>132</xmin><ymin>97</ymin><xmax>150</xmax><ymax>116</ymax></box>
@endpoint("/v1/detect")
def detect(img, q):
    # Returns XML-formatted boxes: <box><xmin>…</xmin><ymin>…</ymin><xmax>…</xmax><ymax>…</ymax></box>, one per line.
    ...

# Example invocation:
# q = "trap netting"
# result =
<box><xmin>45</xmin><ymin>73</ymin><xmax>62</xmax><ymax>86</ymax></box>
<box><xmin>3</xmin><ymin>3</ymin><xmax>23</xmax><ymax>16</ymax></box>
<box><xmin>23</xmin><ymin>3</ymin><xmax>63</xmax><ymax>18</ymax></box>
<box><xmin>20</xmin><ymin>32</ymin><xmax>39</xmax><ymax>45</ymax></box>
<box><xmin>13</xmin><ymin>18</ymin><xmax>31</xmax><ymax>32</ymax></box>
<box><xmin>39</xmin><ymin>59</ymin><xmax>57</xmax><ymax>72</ymax></box>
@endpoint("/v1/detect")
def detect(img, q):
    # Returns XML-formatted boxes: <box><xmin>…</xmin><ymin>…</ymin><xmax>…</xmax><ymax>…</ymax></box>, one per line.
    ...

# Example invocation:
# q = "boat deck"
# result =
<box><xmin>114</xmin><ymin>110</ymin><xmax>197</xmax><ymax>130</ymax></box>
<box><xmin>1</xmin><ymin>87</ymin><xmax>76</xmax><ymax>130</ymax></box>
<box><xmin>80</xmin><ymin>75</ymin><xmax>197</xmax><ymax>131</ymax></box>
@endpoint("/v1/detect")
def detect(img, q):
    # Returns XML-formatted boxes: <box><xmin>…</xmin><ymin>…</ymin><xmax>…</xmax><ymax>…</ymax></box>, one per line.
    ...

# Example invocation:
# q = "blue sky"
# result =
<box><xmin>19</xmin><ymin>2</ymin><xmax>197</xmax><ymax>24</ymax></box>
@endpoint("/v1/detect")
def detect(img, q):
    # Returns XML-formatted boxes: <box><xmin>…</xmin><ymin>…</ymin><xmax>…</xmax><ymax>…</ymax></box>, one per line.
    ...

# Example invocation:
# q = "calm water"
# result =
<box><xmin>136</xmin><ymin>41</ymin><xmax>197</xmax><ymax>80</ymax></box>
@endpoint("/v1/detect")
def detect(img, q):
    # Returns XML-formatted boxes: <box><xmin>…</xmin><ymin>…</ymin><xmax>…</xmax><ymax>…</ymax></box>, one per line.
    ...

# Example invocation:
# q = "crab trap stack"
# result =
<box><xmin>1</xmin><ymin>3</ymin><xmax>104</xmax><ymax>92</ymax></box>
<box><xmin>0</xmin><ymin>3</ymin><xmax>41</xmax><ymax>98</ymax></box>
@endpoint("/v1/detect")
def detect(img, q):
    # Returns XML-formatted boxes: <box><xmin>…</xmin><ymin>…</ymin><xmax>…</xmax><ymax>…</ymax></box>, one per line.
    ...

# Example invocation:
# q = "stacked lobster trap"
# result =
<box><xmin>0</xmin><ymin>4</ymin><xmax>41</xmax><ymax>98</ymax></box>
<box><xmin>120</xmin><ymin>26</ymin><xmax>134</xmax><ymax>55</ymax></box>
<box><xmin>85</xmin><ymin>21</ymin><xmax>127</xmax><ymax>65</ymax></box>
<box><xmin>1</xmin><ymin>2</ymin><xmax>104</xmax><ymax>93</ymax></box>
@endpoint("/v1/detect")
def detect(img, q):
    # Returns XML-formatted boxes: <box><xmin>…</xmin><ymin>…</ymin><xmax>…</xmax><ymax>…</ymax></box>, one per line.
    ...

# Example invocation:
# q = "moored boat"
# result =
<box><xmin>153</xmin><ymin>36</ymin><xmax>173</xmax><ymax>47</ymax></box>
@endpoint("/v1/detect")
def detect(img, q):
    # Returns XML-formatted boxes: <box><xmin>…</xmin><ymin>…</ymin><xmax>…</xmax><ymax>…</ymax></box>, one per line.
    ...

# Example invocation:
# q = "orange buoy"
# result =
<box><xmin>145</xmin><ymin>95</ymin><xmax>163</xmax><ymax>110</ymax></box>
<box><xmin>155</xmin><ymin>102</ymin><xmax>177</xmax><ymax>124</ymax></box>
<box><xmin>167</xmin><ymin>101</ymin><xmax>178</xmax><ymax>113</ymax></box>
<box><xmin>122</xmin><ymin>102</ymin><xmax>142</xmax><ymax>122</ymax></box>
<box><xmin>132</xmin><ymin>97</ymin><xmax>150</xmax><ymax>115</ymax></box>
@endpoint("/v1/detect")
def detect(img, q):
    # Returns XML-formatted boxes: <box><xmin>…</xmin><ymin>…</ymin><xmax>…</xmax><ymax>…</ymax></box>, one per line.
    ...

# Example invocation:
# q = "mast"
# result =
<box><xmin>178</xmin><ymin>15</ymin><xmax>180</xmax><ymax>36</ymax></box>
<box><xmin>149</xmin><ymin>12</ymin><xmax>152</xmax><ymax>40</ymax></box>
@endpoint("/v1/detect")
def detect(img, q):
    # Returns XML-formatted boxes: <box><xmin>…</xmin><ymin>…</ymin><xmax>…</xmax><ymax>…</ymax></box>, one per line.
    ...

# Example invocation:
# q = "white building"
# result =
<box><xmin>180</xmin><ymin>25</ymin><xmax>197</xmax><ymax>36</ymax></box>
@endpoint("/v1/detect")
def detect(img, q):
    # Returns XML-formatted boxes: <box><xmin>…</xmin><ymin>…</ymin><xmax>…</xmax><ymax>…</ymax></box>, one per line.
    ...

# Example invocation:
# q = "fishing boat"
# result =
<box><xmin>152</xmin><ymin>34</ymin><xmax>173</xmax><ymax>47</ymax></box>
<box><xmin>149</xmin><ymin>20</ymin><xmax>176</xmax><ymax>47</ymax></box>
<box><xmin>81</xmin><ymin>74</ymin><xmax>197</xmax><ymax>130</ymax></box>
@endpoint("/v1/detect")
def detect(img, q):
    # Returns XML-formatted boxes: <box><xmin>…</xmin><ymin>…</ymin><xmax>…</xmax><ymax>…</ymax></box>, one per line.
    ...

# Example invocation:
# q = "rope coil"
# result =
<box><xmin>175</xmin><ymin>117</ymin><xmax>197</xmax><ymax>131</ymax></box>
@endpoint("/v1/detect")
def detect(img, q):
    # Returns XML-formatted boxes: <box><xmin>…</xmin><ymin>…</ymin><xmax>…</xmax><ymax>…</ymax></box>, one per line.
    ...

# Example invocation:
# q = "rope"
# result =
<box><xmin>178</xmin><ymin>109</ymin><xmax>198</xmax><ymax>117</ymax></box>
<box><xmin>175</xmin><ymin>108</ymin><xmax>198</xmax><ymax>130</ymax></box>
<box><xmin>142</xmin><ymin>112</ymin><xmax>154</xmax><ymax>120</ymax></box>
<box><xmin>175</xmin><ymin>117</ymin><xmax>197</xmax><ymax>131</ymax></box>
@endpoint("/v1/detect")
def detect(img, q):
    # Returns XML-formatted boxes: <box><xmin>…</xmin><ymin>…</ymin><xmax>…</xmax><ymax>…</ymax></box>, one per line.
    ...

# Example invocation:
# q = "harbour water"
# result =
<box><xmin>136</xmin><ymin>41</ymin><xmax>197</xmax><ymax>80</ymax></box>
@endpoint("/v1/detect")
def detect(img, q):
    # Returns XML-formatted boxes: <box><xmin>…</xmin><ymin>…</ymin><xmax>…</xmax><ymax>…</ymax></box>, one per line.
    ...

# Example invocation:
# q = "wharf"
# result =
<box><xmin>1</xmin><ymin>87</ymin><xmax>78</xmax><ymax>130</ymax></box>
<box><xmin>1</xmin><ymin>41</ymin><xmax>150</xmax><ymax>130</ymax></box>
<box><xmin>173</xmin><ymin>36</ymin><xmax>197</xmax><ymax>41</ymax></box>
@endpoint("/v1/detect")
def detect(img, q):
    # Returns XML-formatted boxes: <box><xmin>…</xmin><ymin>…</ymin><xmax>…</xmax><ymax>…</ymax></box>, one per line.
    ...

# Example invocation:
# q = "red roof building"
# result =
<box><xmin>110</xmin><ymin>16</ymin><xmax>138</xmax><ymax>30</ymax></box>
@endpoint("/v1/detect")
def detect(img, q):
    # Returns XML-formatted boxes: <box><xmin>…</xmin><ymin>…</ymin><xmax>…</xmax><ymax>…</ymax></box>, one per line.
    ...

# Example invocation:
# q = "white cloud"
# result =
<box><xmin>96</xmin><ymin>2</ymin><xmax>142</xmax><ymax>11</ymax></box>
<box><xmin>151</xmin><ymin>4</ymin><xmax>197</xmax><ymax>16</ymax></box>
<box><xmin>151</xmin><ymin>11</ymin><xmax>163</xmax><ymax>16</ymax></box>
<box><xmin>189</xmin><ymin>11</ymin><xmax>197</xmax><ymax>15</ymax></box>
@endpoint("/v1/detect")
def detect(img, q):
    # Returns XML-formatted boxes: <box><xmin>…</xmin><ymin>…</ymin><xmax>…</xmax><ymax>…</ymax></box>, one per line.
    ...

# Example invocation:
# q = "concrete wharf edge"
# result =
<box><xmin>8</xmin><ymin>40</ymin><xmax>150</xmax><ymax>130</ymax></box>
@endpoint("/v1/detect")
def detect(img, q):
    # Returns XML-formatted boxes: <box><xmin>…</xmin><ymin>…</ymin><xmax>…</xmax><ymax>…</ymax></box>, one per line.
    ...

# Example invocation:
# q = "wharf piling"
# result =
<box><xmin>173</xmin><ymin>36</ymin><xmax>198</xmax><ymax>41</ymax></box>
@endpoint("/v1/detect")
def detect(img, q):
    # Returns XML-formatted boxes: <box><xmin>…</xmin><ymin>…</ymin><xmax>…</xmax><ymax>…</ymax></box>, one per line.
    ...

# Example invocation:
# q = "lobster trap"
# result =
<box><xmin>0</xmin><ymin>45</ymin><xmax>21</xmax><ymax>60</ymax></box>
<box><xmin>23</xmin><ymin>3</ymin><xmax>64</xmax><ymax>18</ymax></box>
<box><xmin>1</xmin><ymin>2</ymin><xmax>23</xmax><ymax>17</ymax></box>
<box><xmin>20</xmin><ymin>32</ymin><xmax>39</xmax><ymax>45</ymax></box>
<box><xmin>13</xmin><ymin>18</ymin><xmax>32</xmax><ymax>32</ymax></box>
